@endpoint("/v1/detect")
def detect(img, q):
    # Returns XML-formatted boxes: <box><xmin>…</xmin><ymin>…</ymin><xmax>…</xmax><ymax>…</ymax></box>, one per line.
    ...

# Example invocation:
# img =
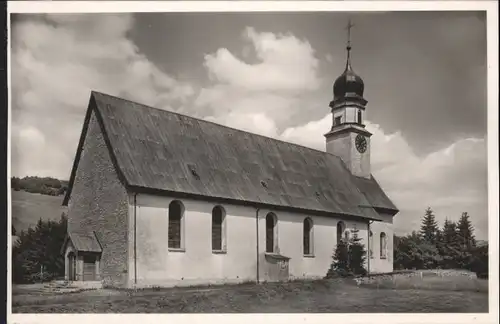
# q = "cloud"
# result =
<box><xmin>11</xmin><ymin>14</ymin><xmax>194</xmax><ymax>179</ymax></box>
<box><xmin>280</xmin><ymin>114</ymin><xmax>488</xmax><ymax>240</ymax></box>
<box><xmin>204</xmin><ymin>27</ymin><xmax>320</xmax><ymax>92</ymax></box>
<box><xmin>196</xmin><ymin>27</ymin><xmax>322</xmax><ymax>132</ymax></box>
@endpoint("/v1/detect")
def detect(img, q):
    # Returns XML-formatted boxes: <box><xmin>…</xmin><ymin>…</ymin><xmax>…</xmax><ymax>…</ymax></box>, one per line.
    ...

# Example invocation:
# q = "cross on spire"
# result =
<box><xmin>345</xmin><ymin>18</ymin><xmax>355</xmax><ymax>50</ymax></box>
<box><xmin>344</xmin><ymin>18</ymin><xmax>355</xmax><ymax>69</ymax></box>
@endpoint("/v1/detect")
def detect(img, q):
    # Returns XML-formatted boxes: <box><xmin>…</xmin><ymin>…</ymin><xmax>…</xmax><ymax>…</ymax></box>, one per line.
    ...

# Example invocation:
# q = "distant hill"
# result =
<box><xmin>11</xmin><ymin>176</ymin><xmax>68</xmax><ymax>196</ymax></box>
<box><xmin>11</xmin><ymin>190</ymin><xmax>66</xmax><ymax>234</ymax></box>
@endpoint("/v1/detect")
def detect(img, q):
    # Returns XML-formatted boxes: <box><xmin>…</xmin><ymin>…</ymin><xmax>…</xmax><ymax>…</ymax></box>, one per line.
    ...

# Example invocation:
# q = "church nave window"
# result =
<box><xmin>266</xmin><ymin>213</ymin><xmax>278</xmax><ymax>253</ymax></box>
<box><xmin>380</xmin><ymin>232</ymin><xmax>387</xmax><ymax>259</ymax></box>
<box><xmin>369</xmin><ymin>230</ymin><xmax>374</xmax><ymax>258</ymax></box>
<box><xmin>212</xmin><ymin>206</ymin><xmax>226</xmax><ymax>252</ymax></box>
<box><xmin>168</xmin><ymin>200</ymin><xmax>185</xmax><ymax>250</ymax></box>
<box><xmin>336</xmin><ymin>221</ymin><xmax>346</xmax><ymax>244</ymax></box>
<box><xmin>303</xmin><ymin>217</ymin><xmax>314</xmax><ymax>256</ymax></box>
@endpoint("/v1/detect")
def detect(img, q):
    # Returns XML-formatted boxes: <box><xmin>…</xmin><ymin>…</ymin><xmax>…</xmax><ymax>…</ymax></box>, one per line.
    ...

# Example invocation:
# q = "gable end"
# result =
<box><xmin>63</xmin><ymin>92</ymin><xmax>129</xmax><ymax>206</ymax></box>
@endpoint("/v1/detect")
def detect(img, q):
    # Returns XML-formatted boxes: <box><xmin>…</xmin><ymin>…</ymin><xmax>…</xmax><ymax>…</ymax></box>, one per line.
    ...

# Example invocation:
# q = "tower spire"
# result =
<box><xmin>345</xmin><ymin>19</ymin><xmax>355</xmax><ymax>70</ymax></box>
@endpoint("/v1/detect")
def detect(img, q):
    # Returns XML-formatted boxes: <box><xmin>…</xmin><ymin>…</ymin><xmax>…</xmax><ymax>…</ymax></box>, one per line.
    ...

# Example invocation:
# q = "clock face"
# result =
<box><xmin>355</xmin><ymin>134</ymin><xmax>367</xmax><ymax>153</ymax></box>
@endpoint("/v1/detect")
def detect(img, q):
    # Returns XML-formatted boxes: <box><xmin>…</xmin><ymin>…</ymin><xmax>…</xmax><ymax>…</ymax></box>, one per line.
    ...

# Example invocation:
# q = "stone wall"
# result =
<box><xmin>67</xmin><ymin>109</ymin><xmax>129</xmax><ymax>287</ymax></box>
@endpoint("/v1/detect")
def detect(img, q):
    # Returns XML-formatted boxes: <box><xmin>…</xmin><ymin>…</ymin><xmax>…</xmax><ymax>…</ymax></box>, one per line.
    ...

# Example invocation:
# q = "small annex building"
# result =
<box><xmin>61</xmin><ymin>43</ymin><xmax>398</xmax><ymax>288</ymax></box>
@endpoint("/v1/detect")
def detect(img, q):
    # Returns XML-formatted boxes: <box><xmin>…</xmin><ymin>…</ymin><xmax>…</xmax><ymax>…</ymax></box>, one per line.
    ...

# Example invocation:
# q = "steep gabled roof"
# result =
<box><xmin>63</xmin><ymin>91</ymin><xmax>398</xmax><ymax>220</ymax></box>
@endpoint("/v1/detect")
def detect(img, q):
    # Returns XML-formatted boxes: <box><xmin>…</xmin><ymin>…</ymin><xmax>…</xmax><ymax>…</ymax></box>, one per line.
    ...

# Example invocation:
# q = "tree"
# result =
<box><xmin>347</xmin><ymin>227</ymin><xmax>367</xmax><ymax>276</ymax></box>
<box><xmin>394</xmin><ymin>231</ymin><xmax>440</xmax><ymax>270</ymax></box>
<box><xmin>437</xmin><ymin>219</ymin><xmax>461</xmax><ymax>269</ymax></box>
<box><xmin>457</xmin><ymin>212</ymin><xmax>476</xmax><ymax>250</ymax></box>
<box><xmin>455</xmin><ymin>212</ymin><xmax>477</xmax><ymax>270</ymax></box>
<box><xmin>326</xmin><ymin>227</ymin><xmax>368</xmax><ymax>278</ymax></box>
<box><xmin>12</xmin><ymin>213</ymin><xmax>67</xmax><ymax>283</ymax></box>
<box><xmin>326</xmin><ymin>238</ymin><xmax>350</xmax><ymax>278</ymax></box>
<box><xmin>12</xmin><ymin>225</ymin><xmax>17</xmax><ymax>236</ymax></box>
<box><xmin>420</xmin><ymin>207</ymin><xmax>439</xmax><ymax>244</ymax></box>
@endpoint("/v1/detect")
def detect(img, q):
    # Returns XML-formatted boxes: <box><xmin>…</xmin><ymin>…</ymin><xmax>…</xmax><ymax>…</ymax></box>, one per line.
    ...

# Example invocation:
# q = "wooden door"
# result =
<box><xmin>68</xmin><ymin>253</ymin><xmax>76</xmax><ymax>281</ymax></box>
<box><xmin>82</xmin><ymin>255</ymin><xmax>96</xmax><ymax>281</ymax></box>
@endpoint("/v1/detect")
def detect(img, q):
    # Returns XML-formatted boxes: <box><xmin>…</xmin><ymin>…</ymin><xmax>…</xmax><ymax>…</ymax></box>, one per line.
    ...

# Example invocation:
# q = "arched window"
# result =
<box><xmin>380</xmin><ymin>232</ymin><xmax>387</xmax><ymax>258</ymax></box>
<box><xmin>212</xmin><ymin>206</ymin><xmax>226</xmax><ymax>252</ymax></box>
<box><xmin>337</xmin><ymin>221</ymin><xmax>345</xmax><ymax>244</ymax></box>
<box><xmin>303</xmin><ymin>217</ymin><xmax>313</xmax><ymax>255</ymax></box>
<box><xmin>168</xmin><ymin>200</ymin><xmax>184</xmax><ymax>249</ymax></box>
<box><xmin>369</xmin><ymin>231</ymin><xmax>374</xmax><ymax>258</ymax></box>
<box><xmin>266</xmin><ymin>213</ymin><xmax>278</xmax><ymax>253</ymax></box>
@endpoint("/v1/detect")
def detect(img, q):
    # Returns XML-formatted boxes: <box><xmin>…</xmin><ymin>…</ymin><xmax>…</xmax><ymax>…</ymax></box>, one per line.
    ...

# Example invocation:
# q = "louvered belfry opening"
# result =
<box><xmin>266</xmin><ymin>213</ymin><xmax>276</xmax><ymax>253</ymax></box>
<box><xmin>212</xmin><ymin>206</ymin><xmax>224</xmax><ymax>251</ymax></box>
<box><xmin>168</xmin><ymin>200</ymin><xmax>183</xmax><ymax>249</ymax></box>
<box><xmin>303</xmin><ymin>218</ymin><xmax>312</xmax><ymax>255</ymax></box>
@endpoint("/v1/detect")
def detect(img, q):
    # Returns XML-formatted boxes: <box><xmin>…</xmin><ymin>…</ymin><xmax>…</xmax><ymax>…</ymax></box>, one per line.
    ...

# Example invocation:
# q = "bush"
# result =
<box><xmin>468</xmin><ymin>245</ymin><xmax>488</xmax><ymax>279</ymax></box>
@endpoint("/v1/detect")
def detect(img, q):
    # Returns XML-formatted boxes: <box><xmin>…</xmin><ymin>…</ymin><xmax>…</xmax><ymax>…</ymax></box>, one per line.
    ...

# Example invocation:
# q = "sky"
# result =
<box><xmin>10</xmin><ymin>11</ymin><xmax>489</xmax><ymax>239</ymax></box>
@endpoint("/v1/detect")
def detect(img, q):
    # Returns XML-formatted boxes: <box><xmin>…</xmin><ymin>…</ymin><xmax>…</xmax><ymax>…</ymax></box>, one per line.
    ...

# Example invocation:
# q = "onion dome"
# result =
<box><xmin>333</xmin><ymin>44</ymin><xmax>364</xmax><ymax>101</ymax></box>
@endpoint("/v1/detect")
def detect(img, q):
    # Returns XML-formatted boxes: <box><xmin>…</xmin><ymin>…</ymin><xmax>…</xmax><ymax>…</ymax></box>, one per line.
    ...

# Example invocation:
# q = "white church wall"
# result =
<box><xmin>127</xmin><ymin>193</ymin><xmax>258</xmax><ymax>288</ymax></box>
<box><xmin>256</xmin><ymin>208</ymin><xmax>370</xmax><ymax>280</ymax></box>
<box><xmin>369</xmin><ymin>212</ymin><xmax>394</xmax><ymax>273</ymax></box>
<box><xmin>126</xmin><ymin>193</ymin><xmax>393</xmax><ymax>288</ymax></box>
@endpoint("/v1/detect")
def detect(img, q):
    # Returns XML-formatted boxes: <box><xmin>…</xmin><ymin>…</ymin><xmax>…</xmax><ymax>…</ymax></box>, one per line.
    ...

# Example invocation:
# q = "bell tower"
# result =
<box><xmin>325</xmin><ymin>19</ymin><xmax>372</xmax><ymax>179</ymax></box>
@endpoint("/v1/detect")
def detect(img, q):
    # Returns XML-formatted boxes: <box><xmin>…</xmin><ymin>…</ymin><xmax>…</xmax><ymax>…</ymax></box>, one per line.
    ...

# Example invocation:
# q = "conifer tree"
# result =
<box><xmin>326</xmin><ymin>239</ymin><xmax>350</xmax><ymax>278</ymax></box>
<box><xmin>420</xmin><ymin>207</ymin><xmax>439</xmax><ymax>244</ymax></box>
<box><xmin>457</xmin><ymin>212</ymin><xmax>476</xmax><ymax>250</ymax></box>
<box><xmin>439</xmin><ymin>219</ymin><xmax>460</xmax><ymax>268</ymax></box>
<box><xmin>347</xmin><ymin>227</ymin><xmax>367</xmax><ymax>276</ymax></box>
<box><xmin>12</xmin><ymin>215</ymin><xmax>67</xmax><ymax>283</ymax></box>
<box><xmin>456</xmin><ymin>212</ymin><xmax>476</xmax><ymax>270</ymax></box>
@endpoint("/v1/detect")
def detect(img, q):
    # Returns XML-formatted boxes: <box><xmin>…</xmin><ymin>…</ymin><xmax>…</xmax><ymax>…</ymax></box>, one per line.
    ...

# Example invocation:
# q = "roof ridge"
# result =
<box><xmin>91</xmin><ymin>90</ymin><xmax>343</xmax><ymax>160</ymax></box>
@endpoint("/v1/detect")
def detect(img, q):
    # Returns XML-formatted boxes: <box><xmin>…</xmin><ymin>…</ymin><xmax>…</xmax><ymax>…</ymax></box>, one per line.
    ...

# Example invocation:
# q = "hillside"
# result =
<box><xmin>11</xmin><ymin>190</ymin><xmax>65</xmax><ymax>233</ymax></box>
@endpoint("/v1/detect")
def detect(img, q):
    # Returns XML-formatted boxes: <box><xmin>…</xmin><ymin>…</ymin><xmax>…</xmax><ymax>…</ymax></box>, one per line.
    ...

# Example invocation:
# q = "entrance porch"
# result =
<box><xmin>61</xmin><ymin>232</ymin><xmax>103</xmax><ymax>287</ymax></box>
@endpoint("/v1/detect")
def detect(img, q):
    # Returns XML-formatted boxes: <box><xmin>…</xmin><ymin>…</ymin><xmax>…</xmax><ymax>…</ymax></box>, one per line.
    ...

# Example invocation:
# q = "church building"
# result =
<box><xmin>61</xmin><ymin>37</ymin><xmax>398</xmax><ymax>288</ymax></box>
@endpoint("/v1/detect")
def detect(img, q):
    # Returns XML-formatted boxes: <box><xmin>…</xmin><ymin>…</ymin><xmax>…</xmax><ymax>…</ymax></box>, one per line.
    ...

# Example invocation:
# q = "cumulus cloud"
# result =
<box><xmin>11</xmin><ymin>14</ymin><xmax>194</xmax><ymax>179</ymax></box>
<box><xmin>204</xmin><ymin>27</ymin><xmax>320</xmax><ymax>92</ymax></box>
<box><xmin>196</xmin><ymin>27</ymin><xmax>322</xmax><ymax>132</ymax></box>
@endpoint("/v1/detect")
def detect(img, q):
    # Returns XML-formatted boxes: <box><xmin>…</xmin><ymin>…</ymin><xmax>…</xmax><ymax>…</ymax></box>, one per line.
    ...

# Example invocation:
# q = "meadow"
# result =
<box><xmin>12</xmin><ymin>271</ymin><xmax>488</xmax><ymax>313</ymax></box>
<box><xmin>11</xmin><ymin>190</ymin><xmax>64</xmax><ymax>233</ymax></box>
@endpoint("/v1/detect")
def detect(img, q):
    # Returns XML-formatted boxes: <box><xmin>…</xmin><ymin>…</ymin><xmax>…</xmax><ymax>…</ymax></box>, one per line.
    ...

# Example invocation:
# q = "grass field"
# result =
<box><xmin>12</xmin><ymin>275</ymin><xmax>489</xmax><ymax>313</ymax></box>
<box><xmin>11</xmin><ymin>190</ymin><xmax>64</xmax><ymax>233</ymax></box>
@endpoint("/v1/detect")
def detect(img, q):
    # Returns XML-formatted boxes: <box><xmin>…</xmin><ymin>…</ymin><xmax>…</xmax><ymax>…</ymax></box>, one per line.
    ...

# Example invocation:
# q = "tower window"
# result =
<box><xmin>357</xmin><ymin>110</ymin><xmax>362</xmax><ymax>124</ymax></box>
<box><xmin>334</xmin><ymin>116</ymin><xmax>342</xmax><ymax>126</ymax></box>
